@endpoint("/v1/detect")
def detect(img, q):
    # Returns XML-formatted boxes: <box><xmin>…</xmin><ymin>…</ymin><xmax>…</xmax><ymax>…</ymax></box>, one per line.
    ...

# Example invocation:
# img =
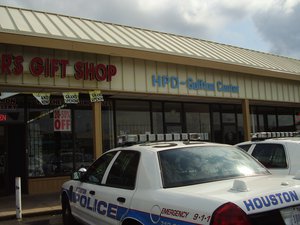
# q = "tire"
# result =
<box><xmin>62</xmin><ymin>194</ymin><xmax>78</xmax><ymax>225</ymax></box>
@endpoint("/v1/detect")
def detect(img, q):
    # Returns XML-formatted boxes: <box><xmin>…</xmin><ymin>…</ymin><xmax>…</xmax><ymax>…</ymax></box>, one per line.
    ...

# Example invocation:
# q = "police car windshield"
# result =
<box><xmin>158</xmin><ymin>145</ymin><xmax>269</xmax><ymax>188</ymax></box>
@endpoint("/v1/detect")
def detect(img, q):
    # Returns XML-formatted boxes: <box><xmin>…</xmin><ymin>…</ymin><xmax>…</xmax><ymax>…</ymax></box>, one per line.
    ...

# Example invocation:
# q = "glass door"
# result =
<box><xmin>0</xmin><ymin>125</ymin><xmax>8</xmax><ymax>195</ymax></box>
<box><xmin>164</xmin><ymin>102</ymin><xmax>182</xmax><ymax>133</ymax></box>
<box><xmin>222</xmin><ymin>105</ymin><xmax>239</xmax><ymax>145</ymax></box>
<box><xmin>211</xmin><ymin>104</ymin><xmax>241</xmax><ymax>144</ymax></box>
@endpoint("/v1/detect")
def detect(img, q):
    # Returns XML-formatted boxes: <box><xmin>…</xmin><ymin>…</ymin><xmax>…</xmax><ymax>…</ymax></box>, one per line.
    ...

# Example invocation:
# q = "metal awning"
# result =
<box><xmin>1</xmin><ymin>5</ymin><xmax>300</xmax><ymax>78</ymax></box>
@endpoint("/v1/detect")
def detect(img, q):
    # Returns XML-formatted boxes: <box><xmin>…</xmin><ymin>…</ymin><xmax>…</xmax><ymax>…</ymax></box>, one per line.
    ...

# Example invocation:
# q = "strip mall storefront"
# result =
<box><xmin>1</xmin><ymin>45</ymin><xmax>300</xmax><ymax>195</ymax></box>
<box><xmin>1</xmin><ymin>6</ymin><xmax>300</xmax><ymax>195</ymax></box>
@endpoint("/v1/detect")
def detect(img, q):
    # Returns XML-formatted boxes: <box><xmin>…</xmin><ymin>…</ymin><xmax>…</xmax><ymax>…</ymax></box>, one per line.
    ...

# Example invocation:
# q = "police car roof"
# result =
<box><xmin>109</xmin><ymin>141</ymin><xmax>232</xmax><ymax>153</ymax></box>
<box><xmin>237</xmin><ymin>137</ymin><xmax>300</xmax><ymax>145</ymax></box>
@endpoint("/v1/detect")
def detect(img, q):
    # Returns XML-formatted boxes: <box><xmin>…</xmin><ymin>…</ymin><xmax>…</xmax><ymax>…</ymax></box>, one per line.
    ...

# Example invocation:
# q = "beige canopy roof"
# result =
<box><xmin>1</xmin><ymin>5</ymin><xmax>300</xmax><ymax>80</ymax></box>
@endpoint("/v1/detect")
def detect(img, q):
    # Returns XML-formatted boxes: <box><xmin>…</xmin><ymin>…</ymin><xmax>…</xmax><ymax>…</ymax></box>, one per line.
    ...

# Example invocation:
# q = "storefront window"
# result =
<box><xmin>277</xmin><ymin>108</ymin><xmax>294</xmax><ymax>131</ymax></box>
<box><xmin>258</xmin><ymin>114</ymin><xmax>265</xmax><ymax>131</ymax></box>
<box><xmin>27</xmin><ymin>97</ymin><xmax>63</xmax><ymax>177</ymax></box>
<box><xmin>184</xmin><ymin>103</ymin><xmax>210</xmax><ymax>139</ymax></box>
<box><xmin>164</xmin><ymin>102</ymin><xmax>182</xmax><ymax>133</ymax></box>
<box><xmin>115</xmin><ymin>100</ymin><xmax>151</xmax><ymax>137</ymax></box>
<box><xmin>74</xmin><ymin>109</ymin><xmax>93</xmax><ymax>170</ymax></box>
<box><xmin>250</xmin><ymin>106</ymin><xmax>258</xmax><ymax>133</ymax></box>
<box><xmin>211</xmin><ymin>105</ymin><xmax>222</xmax><ymax>143</ymax></box>
<box><xmin>0</xmin><ymin>96</ymin><xmax>24</xmax><ymax>123</ymax></box>
<box><xmin>27</xmin><ymin>95</ymin><xmax>92</xmax><ymax>177</ymax></box>
<box><xmin>253</xmin><ymin>106</ymin><xmax>269</xmax><ymax>131</ymax></box>
<box><xmin>164</xmin><ymin>102</ymin><xmax>181</xmax><ymax>123</ymax></box>
<box><xmin>258</xmin><ymin>107</ymin><xmax>277</xmax><ymax>131</ymax></box>
<box><xmin>211</xmin><ymin>104</ymin><xmax>242</xmax><ymax>144</ymax></box>
<box><xmin>267</xmin><ymin>114</ymin><xmax>277</xmax><ymax>131</ymax></box>
<box><xmin>237</xmin><ymin>111</ymin><xmax>244</xmax><ymax>141</ymax></box>
<box><xmin>295</xmin><ymin>109</ymin><xmax>300</xmax><ymax>132</ymax></box>
<box><xmin>222</xmin><ymin>105</ymin><xmax>237</xmax><ymax>145</ymax></box>
<box><xmin>251</xmin><ymin>106</ymin><xmax>296</xmax><ymax>133</ymax></box>
<box><xmin>102</xmin><ymin>100</ymin><xmax>115</xmax><ymax>152</ymax></box>
<box><xmin>0</xmin><ymin>95</ymin><xmax>26</xmax><ymax>194</ymax></box>
<box><xmin>152</xmin><ymin>102</ymin><xmax>163</xmax><ymax>134</ymax></box>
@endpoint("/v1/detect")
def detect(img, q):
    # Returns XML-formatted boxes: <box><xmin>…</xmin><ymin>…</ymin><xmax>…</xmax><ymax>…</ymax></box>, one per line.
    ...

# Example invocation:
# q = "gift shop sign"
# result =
<box><xmin>0</xmin><ymin>54</ymin><xmax>117</xmax><ymax>81</ymax></box>
<box><xmin>54</xmin><ymin>109</ymin><xmax>71</xmax><ymax>132</ymax></box>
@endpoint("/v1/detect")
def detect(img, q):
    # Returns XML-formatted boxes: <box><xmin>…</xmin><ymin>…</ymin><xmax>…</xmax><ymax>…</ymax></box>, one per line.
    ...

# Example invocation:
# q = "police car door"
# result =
<box><xmin>70</xmin><ymin>151</ymin><xmax>119</xmax><ymax>224</ymax></box>
<box><xmin>96</xmin><ymin>150</ymin><xmax>140</xmax><ymax>225</ymax></box>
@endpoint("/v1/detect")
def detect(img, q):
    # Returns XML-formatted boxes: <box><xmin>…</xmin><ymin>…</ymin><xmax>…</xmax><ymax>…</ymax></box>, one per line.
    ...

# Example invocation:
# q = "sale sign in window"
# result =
<box><xmin>53</xmin><ymin>109</ymin><xmax>71</xmax><ymax>132</ymax></box>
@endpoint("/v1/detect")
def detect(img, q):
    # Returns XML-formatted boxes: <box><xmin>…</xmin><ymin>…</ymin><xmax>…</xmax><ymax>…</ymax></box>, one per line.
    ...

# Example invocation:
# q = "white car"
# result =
<box><xmin>236</xmin><ymin>133</ymin><xmax>300</xmax><ymax>175</ymax></box>
<box><xmin>61</xmin><ymin>138</ymin><xmax>300</xmax><ymax>225</ymax></box>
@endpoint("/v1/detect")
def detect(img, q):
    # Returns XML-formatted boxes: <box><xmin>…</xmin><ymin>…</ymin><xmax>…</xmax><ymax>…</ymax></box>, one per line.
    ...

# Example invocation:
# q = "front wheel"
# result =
<box><xmin>62</xmin><ymin>195</ymin><xmax>78</xmax><ymax>225</ymax></box>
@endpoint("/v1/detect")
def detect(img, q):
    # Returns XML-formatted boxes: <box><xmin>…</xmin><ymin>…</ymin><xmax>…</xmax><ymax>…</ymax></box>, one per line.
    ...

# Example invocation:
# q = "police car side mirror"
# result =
<box><xmin>71</xmin><ymin>168</ymin><xmax>87</xmax><ymax>180</ymax></box>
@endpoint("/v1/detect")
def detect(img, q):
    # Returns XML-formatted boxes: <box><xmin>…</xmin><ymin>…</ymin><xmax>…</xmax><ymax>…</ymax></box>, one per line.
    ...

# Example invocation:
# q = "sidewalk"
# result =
<box><xmin>0</xmin><ymin>192</ymin><xmax>61</xmax><ymax>221</ymax></box>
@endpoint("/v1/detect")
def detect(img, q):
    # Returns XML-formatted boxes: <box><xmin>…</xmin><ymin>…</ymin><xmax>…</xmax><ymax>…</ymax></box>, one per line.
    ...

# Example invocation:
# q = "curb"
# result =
<box><xmin>0</xmin><ymin>207</ymin><xmax>61</xmax><ymax>221</ymax></box>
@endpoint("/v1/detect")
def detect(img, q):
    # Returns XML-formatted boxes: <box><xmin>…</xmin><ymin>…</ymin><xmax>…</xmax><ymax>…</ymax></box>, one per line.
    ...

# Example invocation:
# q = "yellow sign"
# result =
<box><xmin>33</xmin><ymin>93</ymin><xmax>50</xmax><ymax>105</ymax></box>
<box><xmin>63</xmin><ymin>92</ymin><xmax>79</xmax><ymax>104</ymax></box>
<box><xmin>89</xmin><ymin>90</ymin><xmax>104</xmax><ymax>102</ymax></box>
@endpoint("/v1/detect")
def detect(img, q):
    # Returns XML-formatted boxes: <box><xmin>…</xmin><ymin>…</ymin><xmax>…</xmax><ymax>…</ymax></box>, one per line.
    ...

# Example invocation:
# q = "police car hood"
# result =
<box><xmin>166</xmin><ymin>175</ymin><xmax>300</xmax><ymax>214</ymax></box>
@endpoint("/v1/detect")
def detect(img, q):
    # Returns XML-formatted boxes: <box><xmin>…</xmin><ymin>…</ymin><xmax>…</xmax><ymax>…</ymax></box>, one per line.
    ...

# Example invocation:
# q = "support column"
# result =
<box><xmin>242</xmin><ymin>99</ymin><xmax>251</xmax><ymax>141</ymax></box>
<box><xmin>93</xmin><ymin>101</ymin><xmax>102</xmax><ymax>159</ymax></box>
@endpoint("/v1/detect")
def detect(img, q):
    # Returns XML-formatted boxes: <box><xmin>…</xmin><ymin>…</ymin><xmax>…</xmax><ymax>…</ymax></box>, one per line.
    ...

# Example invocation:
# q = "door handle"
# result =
<box><xmin>117</xmin><ymin>197</ymin><xmax>126</xmax><ymax>203</ymax></box>
<box><xmin>89</xmin><ymin>190</ymin><xmax>95</xmax><ymax>195</ymax></box>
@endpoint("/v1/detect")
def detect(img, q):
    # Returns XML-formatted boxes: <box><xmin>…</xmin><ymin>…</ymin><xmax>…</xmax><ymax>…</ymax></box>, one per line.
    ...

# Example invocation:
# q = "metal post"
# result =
<box><xmin>15</xmin><ymin>177</ymin><xmax>22</xmax><ymax>220</ymax></box>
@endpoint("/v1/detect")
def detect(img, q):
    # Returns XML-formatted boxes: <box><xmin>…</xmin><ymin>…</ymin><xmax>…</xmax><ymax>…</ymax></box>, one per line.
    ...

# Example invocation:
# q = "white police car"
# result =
<box><xmin>236</xmin><ymin>132</ymin><xmax>300</xmax><ymax>175</ymax></box>
<box><xmin>61</xmin><ymin>134</ymin><xmax>300</xmax><ymax>225</ymax></box>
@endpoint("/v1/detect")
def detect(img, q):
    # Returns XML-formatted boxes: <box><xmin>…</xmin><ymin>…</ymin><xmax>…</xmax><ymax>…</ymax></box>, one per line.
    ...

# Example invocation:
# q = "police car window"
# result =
<box><xmin>252</xmin><ymin>144</ymin><xmax>287</xmax><ymax>168</ymax></box>
<box><xmin>237</xmin><ymin>144</ymin><xmax>252</xmax><ymax>152</ymax></box>
<box><xmin>84</xmin><ymin>151</ymin><xmax>117</xmax><ymax>185</ymax></box>
<box><xmin>106</xmin><ymin>151</ymin><xmax>140</xmax><ymax>190</ymax></box>
<box><xmin>159</xmin><ymin>146</ymin><xmax>269</xmax><ymax>188</ymax></box>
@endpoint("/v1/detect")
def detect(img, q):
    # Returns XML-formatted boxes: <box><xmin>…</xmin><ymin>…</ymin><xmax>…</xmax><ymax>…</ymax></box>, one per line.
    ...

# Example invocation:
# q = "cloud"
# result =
<box><xmin>253</xmin><ymin>0</ymin><xmax>300</xmax><ymax>58</ymax></box>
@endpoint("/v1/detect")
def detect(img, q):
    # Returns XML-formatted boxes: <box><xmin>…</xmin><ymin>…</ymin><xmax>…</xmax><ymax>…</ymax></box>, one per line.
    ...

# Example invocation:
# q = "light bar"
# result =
<box><xmin>165</xmin><ymin>133</ymin><xmax>173</xmax><ymax>141</ymax></box>
<box><xmin>117</xmin><ymin>132</ymin><xmax>210</xmax><ymax>146</ymax></box>
<box><xmin>251</xmin><ymin>131</ymin><xmax>299</xmax><ymax>140</ymax></box>
<box><xmin>148</xmin><ymin>134</ymin><xmax>156</xmax><ymax>142</ymax></box>
<box><xmin>173</xmin><ymin>133</ymin><xmax>181</xmax><ymax>141</ymax></box>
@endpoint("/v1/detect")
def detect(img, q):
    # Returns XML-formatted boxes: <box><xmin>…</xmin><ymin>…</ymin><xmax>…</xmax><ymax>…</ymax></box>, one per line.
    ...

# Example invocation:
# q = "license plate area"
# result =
<box><xmin>281</xmin><ymin>206</ymin><xmax>300</xmax><ymax>225</ymax></box>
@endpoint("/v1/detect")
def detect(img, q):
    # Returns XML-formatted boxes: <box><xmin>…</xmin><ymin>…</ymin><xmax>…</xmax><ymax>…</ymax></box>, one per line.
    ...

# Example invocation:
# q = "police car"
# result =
<box><xmin>236</xmin><ymin>132</ymin><xmax>300</xmax><ymax>175</ymax></box>
<box><xmin>61</xmin><ymin>133</ymin><xmax>300</xmax><ymax>225</ymax></box>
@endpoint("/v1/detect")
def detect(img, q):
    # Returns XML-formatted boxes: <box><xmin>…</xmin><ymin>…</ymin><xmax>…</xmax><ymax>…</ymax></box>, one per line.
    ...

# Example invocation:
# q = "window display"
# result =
<box><xmin>27</xmin><ymin>95</ymin><xmax>93</xmax><ymax>177</ymax></box>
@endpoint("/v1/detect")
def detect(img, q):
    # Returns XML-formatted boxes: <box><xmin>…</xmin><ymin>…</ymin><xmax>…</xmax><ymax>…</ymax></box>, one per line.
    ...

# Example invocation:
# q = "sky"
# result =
<box><xmin>0</xmin><ymin>0</ymin><xmax>300</xmax><ymax>59</ymax></box>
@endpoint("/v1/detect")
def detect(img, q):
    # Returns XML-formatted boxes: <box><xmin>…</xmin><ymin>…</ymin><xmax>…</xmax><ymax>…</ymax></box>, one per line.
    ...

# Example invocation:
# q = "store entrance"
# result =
<box><xmin>0</xmin><ymin>124</ymin><xmax>26</xmax><ymax>196</ymax></box>
<box><xmin>0</xmin><ymin>125</ymin><xmax>8</xmax><ymax>195</ymax></box>
<box><xmin>164</xmin><ymin>102</ymin><xmax>183</xmax><ymax>134</ymax></box>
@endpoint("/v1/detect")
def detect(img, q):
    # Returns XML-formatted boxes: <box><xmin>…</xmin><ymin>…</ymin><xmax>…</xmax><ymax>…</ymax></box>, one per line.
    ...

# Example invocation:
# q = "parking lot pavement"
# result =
<box><xmin>0</xmin><ymin>214</ymin><xmax>62</xmax><ymax>225</ymax></box>
<box><xmin>0</xmin><ymin>192</ymin><xmax>61</xmax><ymax>221</ymax></box>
